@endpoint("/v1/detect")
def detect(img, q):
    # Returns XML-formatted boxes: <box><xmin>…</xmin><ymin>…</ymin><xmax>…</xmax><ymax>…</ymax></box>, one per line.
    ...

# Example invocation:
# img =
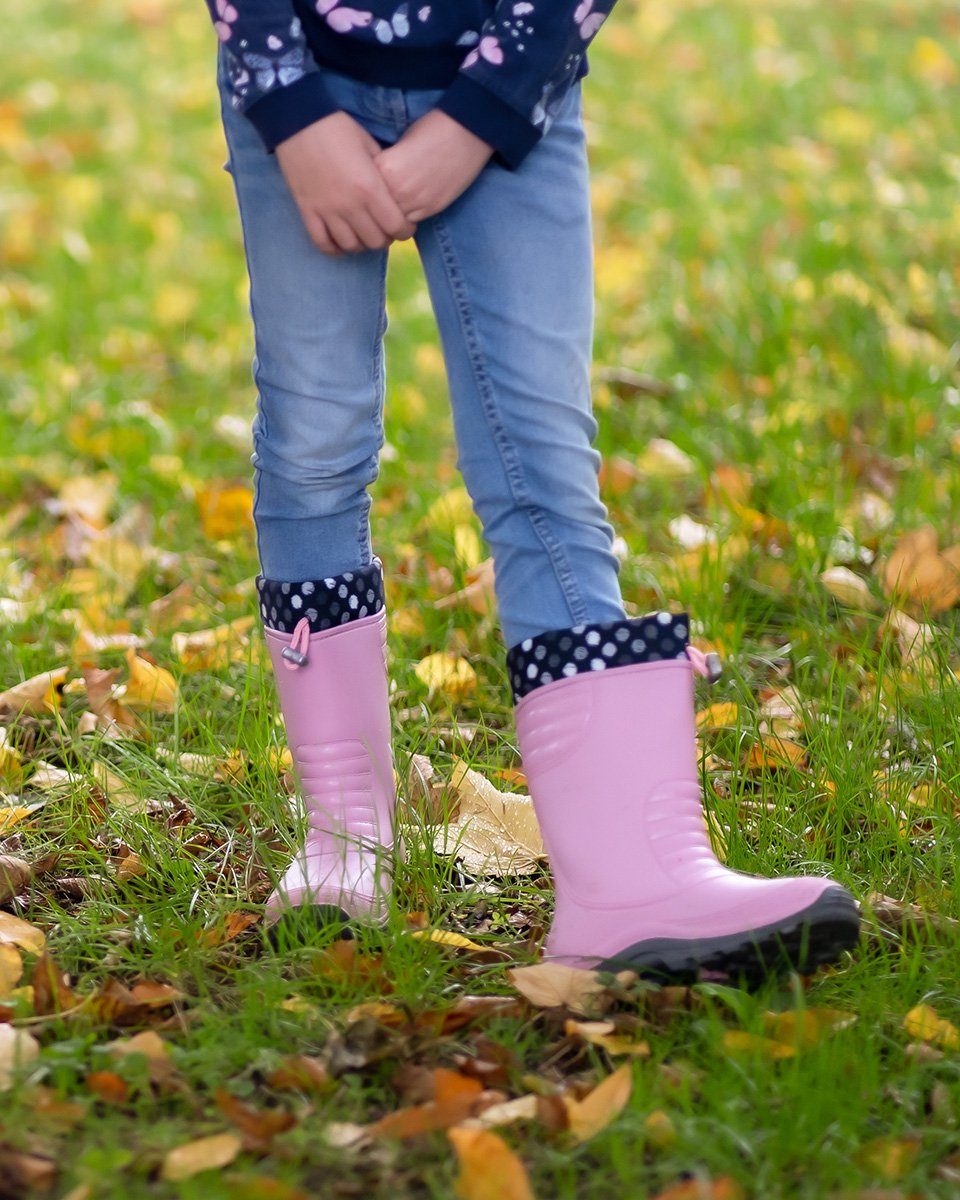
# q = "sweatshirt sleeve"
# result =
<box><xmin>433</xmin><ymin>0</ymin><xmax>618</xmax><ymax>171</ymax></box>
<box><xmin>206</xmin><ymin>2</ymin><xmax>341</xmax><ymax>153</ymax></box>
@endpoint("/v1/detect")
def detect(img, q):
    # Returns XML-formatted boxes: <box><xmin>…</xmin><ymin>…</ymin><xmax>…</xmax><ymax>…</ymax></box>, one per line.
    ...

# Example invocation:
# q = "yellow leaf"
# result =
<box><xmin>90</xmin><ymin>762</ymin><xmax>142</xmax><ymax>811</ymax></box>
<box><xmin>408</xmin><ymin>929</ymin><xmax>487</xmax><ymax>953</ymax></box>
<box><xmin>58</xmin><ymin>473</ymin><xmax>117</xmax><ymax>527</ymax></box>
<box><xmin>0</xmin><ymin>804</ymin><xmax>33</xmax><ymax>835</ymax></box>
<box><xmin>637</xmin><ymin>438</ymin><xmax>696</xmax><ymax>479</ymax></box>
<box><xmin>447</xmin><ymin>1127</ymin><xmax>535</xmax><ymax>1200</ymax></box>
<box><xmin>903</xmin><ymin>1004</ymin><xmax>959</xmax><ymax>1050</ymax></box>
<box><xmin>696</xmin><ymin>702</ymin><xmax>740</xmax><ymax>731</ymax></box>
<box><xmin>563</xmin><ymin>1019</ymin><xmax>650</xmax><ymax>1058</ymax></box>
<box><xmin>0</xmin><ymin>912</ymin><xmax>46</xmax><ymax>955</ymax></box>
<box><xmin>563</xmin><ymin>1064</ymin><xmax>634</xmax><ymax>1142</ymax></box>
<box><xmin>433</xmin><ymin>759</ymin><xmax>544</xmax><ymax>876</ymax></box>
<box><xmin>883</xmin><ymin>527</ymin><xmax>960</xmax><ymax>615</ymax></box>
<box><xmin>196</xmin><ymin>484</ymin><xmax>254</xmax><ymax>541</ymax></box>
<box><xmin>160</xmin><ymin>1133</ymin><xmax>242</xmax><ymax>1182</ymax></box>
<box><xmin>0</xmin><ymin>667</ymin><xmax>68</xmax><ymax>717</ymax></box>
<box><xmin>744</xmin><ymin>735</ymin><xmax>806</xmax><ymax>770</ymax></box>
<box><xmin>643</xmin><ymin>1109</ymin><xmax>677</xmax><ymax>1150</ymax></box>
<box><xmin>423</xmin><ymin>488</ymin><xmax>474</xmax><ymax>535</ymax></box>
<box><xmin>857</xmin><ymin>1136</ymin><xmax>921</xmax><ymax>1180</ymax></box>
<box><xmin>910</xmin><ymin>36</ymin><xmax>958</xmax><ymax>87</ymax></box>
<box><xmin>0</xmin><ymin>945</ymin><xmax>23</xmax><ymax>997</ymax></box>
<box><xmin>120</xmin><ymin>650</ymin><xmax>178</xmax><ymax>713</ymax></box>
<box><xmin>762</xmin><ymin>1008</ymin><xmax>858</xmax><ymax>1048</ymax></box>
<box><xmin>453</xmin><ymin>523</ymin><xmax>484</xmax><ymax>569</ymax></box>
<box><xmin>721</xmin><ymin>1031</ymin><xmax>796</xmax><ymax>1060</ymax></box>
<box><xmin>153</xmin><ymin>283</ymin><xmax>200</xmax><ymax>326</ymax></box>
<box><xmin>171</xmin><ymin>617</ymin><xmax>255</xmax><ymax>672</ymax></box>
<box><xmin>414</xmin><ymin>652</ymin><xmax>476</xmax><ymax>699</ymax></box>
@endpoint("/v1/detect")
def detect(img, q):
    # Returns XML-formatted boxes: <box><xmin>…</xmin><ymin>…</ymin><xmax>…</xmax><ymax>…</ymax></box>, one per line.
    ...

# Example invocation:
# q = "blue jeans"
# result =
<box><xmin>216</xmin><ymin>44</ymin><xmax>626</xmax><ymax>648</ymax></box>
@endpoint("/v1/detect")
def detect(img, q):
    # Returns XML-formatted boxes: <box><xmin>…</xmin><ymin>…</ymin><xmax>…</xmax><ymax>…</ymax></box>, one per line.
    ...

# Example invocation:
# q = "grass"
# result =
<box><xmin>1</xmin><ymin>0</ymin><xmax>960</xmax><ymax>1195</ymax></box>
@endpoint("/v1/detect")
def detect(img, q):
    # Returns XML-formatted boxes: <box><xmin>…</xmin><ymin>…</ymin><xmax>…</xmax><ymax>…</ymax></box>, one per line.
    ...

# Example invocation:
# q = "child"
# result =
<box><xmin>206</xmin><ymin>0</ymin><xmax>860</xmax><ymax>980</ymax></box>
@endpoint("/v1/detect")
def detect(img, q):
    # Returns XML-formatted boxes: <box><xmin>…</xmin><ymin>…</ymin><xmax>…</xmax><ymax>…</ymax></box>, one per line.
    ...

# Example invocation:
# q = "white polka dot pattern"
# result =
<box><xmin>506</xmin><ymin>611</ymin><xmax>690</xmax><ymax>702</ymax></box>
<box><xmin>257</xmin><ymin>556</ymin><xmax>385</xmax><ymax>633</ymax></box>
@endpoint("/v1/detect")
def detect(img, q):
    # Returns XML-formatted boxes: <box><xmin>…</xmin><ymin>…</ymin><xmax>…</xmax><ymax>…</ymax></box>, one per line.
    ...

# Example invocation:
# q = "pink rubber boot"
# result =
<box><xmin>259</xmin><ymin>565</ymin><xmax>396</xmax><ymax>935</ymax></box>
<box><xmin>510</xmin><ymin>613</ymin><xmax>860</xmax><ymax>982</ymax></box>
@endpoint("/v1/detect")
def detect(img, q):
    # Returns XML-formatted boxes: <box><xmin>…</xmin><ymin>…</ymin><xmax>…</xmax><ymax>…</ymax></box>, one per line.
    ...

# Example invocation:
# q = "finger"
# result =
<box><xmin>305</xmin><ymin>212</ymin><xmax>342</xmax><ymax>257</ymax></box>
<box><xmin>368</xmin><ymin>185</ymin><xmax>417</xmax><ymax>241</ymax></box>
<box><xmin>350</xmin><ymin>209</ymin><xmax>391</xmax><ymax>252</ymax></box>
<box><xmin>327</xmin><ymin>214</ymin><xmax>362</xmax><ymax>254</ymax></box>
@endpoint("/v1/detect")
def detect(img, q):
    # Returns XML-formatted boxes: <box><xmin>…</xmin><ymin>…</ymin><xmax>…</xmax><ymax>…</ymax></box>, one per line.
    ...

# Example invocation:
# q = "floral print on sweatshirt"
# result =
<box><xmin>205</xmin><ymin>0</ymin><xmax>618</xmax><ymax>169</ymax></box>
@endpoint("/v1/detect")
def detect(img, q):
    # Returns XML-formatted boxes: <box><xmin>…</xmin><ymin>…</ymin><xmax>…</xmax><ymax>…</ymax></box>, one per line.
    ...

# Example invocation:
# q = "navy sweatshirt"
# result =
<box><xmin>206</xmin><ymin>0</ymin><xmax>618</xmax><ymax>170</ymax></box>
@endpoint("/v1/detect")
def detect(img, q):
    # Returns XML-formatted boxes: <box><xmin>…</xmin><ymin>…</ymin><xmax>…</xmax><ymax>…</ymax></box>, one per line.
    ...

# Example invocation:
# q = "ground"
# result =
<box><xmin>1</xmin><ymin>0</ymin><xmax>959</xmax><ymax>1196</ymax></box>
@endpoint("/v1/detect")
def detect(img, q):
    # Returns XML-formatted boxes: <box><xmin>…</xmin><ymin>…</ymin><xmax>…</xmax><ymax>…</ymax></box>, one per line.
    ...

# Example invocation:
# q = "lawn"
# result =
<box><xmin>1</xmin><ymin>0</ymin><xmax>960</xmax><ymax>1196</ymax></box>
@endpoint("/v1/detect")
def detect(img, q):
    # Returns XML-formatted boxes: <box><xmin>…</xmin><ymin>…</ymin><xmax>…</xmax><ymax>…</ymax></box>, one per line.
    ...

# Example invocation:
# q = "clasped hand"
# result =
<box><xmin>275</xmin><ymin>108</ymin><xmax>494</xmax><ymax>257</ymax></box>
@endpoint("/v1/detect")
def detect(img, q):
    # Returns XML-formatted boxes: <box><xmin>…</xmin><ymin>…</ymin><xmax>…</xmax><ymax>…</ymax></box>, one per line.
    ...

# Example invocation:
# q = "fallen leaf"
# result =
<box><xmin>508</xmin><ymin>963</ymin><xmax>606</xmax><ymax>1016</ymax></box>
<box><xmin>0</xmin><ymin>911</ymin><xmax>46</xmax><ymax>954</ymax></box>
<box><xmin>160</xmin><ymin>1132</ymin><xmax>243</xmax><ymax>1182</ymax></box>
<box><xmin>650</xmin><ymin>1179</ymin><xmax>744</xmax><ymax>1200</ymax></box>
<box><xmin>447</xmin><ymin>1127</ymin><xmax>536</xmax><ymax>1200</ymax></box>
<box><xmin>31</xmin><ymin>953</ymin><xmax>75</xmax><ymax>1016</ymax></box>
<box><xmin>196</xmin><ymin>483</ymin><xmax>254</xmax><ymax>540</ymax></box>
<box><xmin>820</xmin><ymin>566</ymin><xmax>878</xmax><ymax>611</ymax></box>
<box><xmin>563</xmin><ymin>1019</ymin><xmax>650</xmax><ymax>1058</ymax></box>
<box><xmin>120</xmin><ymin>649</ymin><xmax>177</xmax><ymax>712</ymax></box>
<box><xmin>266</xmin><ymin>1055</ymin><xmax>331</xmax><ymax>1094</ymax></box>
<box><xmin>433</xmin><ymin>759</ymin><xmax>545</xmax><ymax>876</ymax></box>
<box><xmin>643</xmin><ymin>1109</ymin><xmax>677</xmax><ymax>1149</ymax></box>
<box><xmin>902</xmin><ymin>1004</ymin><xmax>959</xmax><ymax>1050</ymax></box>
<box><xmin>415</xmin><ymin>652</ymin><xmax>477</xmax><ymax>699</ymax></box>
<box><xmin>0</xmin><ymin>667</ymin><xmax>68</xmax><ymax>717</ymax></box>
<box><xmin>0</xmin><ymin>1024</ymin><xmax>40</xmax><ymax>1091</ymax></box>
<box><xmin>0</xmin><ymin>945</ymin><xmax>23</xmax><ymax>997</ymax></box>
<box><xmin>696</xmin><ymin>702</ymin><xmax>740</xmax><ymax>731</ymax></box>
<box><xmin>721</xmin><ymin>1031</ymin><xmax>797</xmax><ymax>1060</ymax></box>
<box><xmin>85</xmin><ymin>1070</ymin><xmax>129</xmax><ymax>1103</ymax></box>
<box><xmin>171</xmin><ymin>617</ymin><xmax>255</xmax><ymax>672</ymax></box>
<box><xmin>408</xmin><ymin>929</ymin><xmax>488</xmax><ymax>953</ymax></box>
<box><xmin>883</xmin><ymin>527</ymin><xmax>960</xmax><ymax>614</ymax></box>
<box><xmin>762</xmin><ymin>1008</ymin><xmax>858</xmax><ymax>1048</ymax></box>
<box><xmin>215</xmin><ymin>1087</ymin><xmax>297</xmax><ymax>1147</ymax></box>
<box><xmin>0</xmin><ymin>855</ymin><xmax>32</xmax><ymax>903</ymax></box>
<box><xmin>857</xmin><ymin>1136</ymin><xmax>921</xmax><ymax>1180</ymax></box>
<box><xmin>563</xmin><ymin>1064</ymin><xmax>633</xmax><ymax>1142</ymax></box>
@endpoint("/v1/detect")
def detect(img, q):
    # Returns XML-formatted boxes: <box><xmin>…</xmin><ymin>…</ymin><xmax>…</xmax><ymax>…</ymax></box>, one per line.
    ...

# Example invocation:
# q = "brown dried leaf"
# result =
<box><xmin>0</xmin><ymin>855</ymin><xmax>32</xmax><ymax>904</ymax></box>
<box><xmin>266</xmin><ymin>1055</ymin><xmax>331</xmax><ymax>1095</ymax></box>
<box><xmin>31</xmin><ymin>953</ymin><xmax>75</xmax><ymax>1016</ymax></box>
<box><xmin>214</xmin><ymin>1087</ymin><xmax>297</xmax><ymax>1147</ymax></box>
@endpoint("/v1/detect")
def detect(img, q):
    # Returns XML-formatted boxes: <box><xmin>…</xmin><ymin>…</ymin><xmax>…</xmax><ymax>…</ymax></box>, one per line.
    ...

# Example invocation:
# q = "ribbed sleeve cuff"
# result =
<box><xmin>434</xmin><ymin>74</ymin><xmax>541</xmax><ymax>171</ymax></box>
<box><xmin>244</xmin><ymin>72</ymin><xmax>341</xmax><ymax>154</ymax></box>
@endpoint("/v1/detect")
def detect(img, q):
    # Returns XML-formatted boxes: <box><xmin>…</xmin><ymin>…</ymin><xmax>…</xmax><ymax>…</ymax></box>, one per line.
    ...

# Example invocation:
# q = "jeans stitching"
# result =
<box><xmin>428</xmin><ymin>213</ymin><xmax>589</xmax><ymax>626</ymax></box>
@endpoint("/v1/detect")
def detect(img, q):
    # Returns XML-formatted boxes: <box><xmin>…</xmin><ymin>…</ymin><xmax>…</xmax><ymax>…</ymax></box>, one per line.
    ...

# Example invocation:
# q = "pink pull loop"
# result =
<box><xmin>281</xmin><ymin>616</ymin><xmax>311</xmax><ymax>670</ymax></box>
<box><xmin>686</xmin><ymin>644</ymin><xmax>723</xmax><ymax>683</ymax></box>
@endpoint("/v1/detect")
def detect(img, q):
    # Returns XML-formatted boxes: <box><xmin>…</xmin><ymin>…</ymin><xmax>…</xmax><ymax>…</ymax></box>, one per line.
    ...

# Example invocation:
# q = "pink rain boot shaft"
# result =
<box><xmin>262</xmin><ymin>605</ymin><xmax>396</xmax><ymax>928</ymax></box>
<box><xmin>513</xmin><ymin>618</ymin><xmax>859</xmax><ymax>981</ymax></box>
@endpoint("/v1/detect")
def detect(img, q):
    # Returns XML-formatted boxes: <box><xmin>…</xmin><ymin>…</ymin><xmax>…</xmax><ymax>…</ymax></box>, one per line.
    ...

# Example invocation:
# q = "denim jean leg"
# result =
<box><xmin>409</xmin><ymin>81</ymin><xmax>626</xmax><ymax>648</ymax></box>
<box><xmin>216</xmin><ymin>47</ymin><xmax>394</xmax><ymax>582</ymax></box>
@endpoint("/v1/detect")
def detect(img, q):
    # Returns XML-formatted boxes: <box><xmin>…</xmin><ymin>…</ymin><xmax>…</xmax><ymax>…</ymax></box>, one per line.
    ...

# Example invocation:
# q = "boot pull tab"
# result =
<box><xmin>686</xmin><ymin>644</ymin><xmax>723</xmax><ymax>684</ymax></box>
<box><xmin>281</xmin><ymin>616</ymin><xmax>311</xmax><ymax>670</ymax></box>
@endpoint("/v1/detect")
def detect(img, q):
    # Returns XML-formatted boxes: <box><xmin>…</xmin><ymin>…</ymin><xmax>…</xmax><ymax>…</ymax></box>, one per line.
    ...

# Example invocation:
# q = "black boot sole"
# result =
<box><xmin>265</xmin><ymin>904</ymin><xmax>354</xmax><ymax>951</ymax></box>
<box><xmin>596</xmin><ymin>885</ymin><xmax>861</xmax><ymax>986</ymax></box>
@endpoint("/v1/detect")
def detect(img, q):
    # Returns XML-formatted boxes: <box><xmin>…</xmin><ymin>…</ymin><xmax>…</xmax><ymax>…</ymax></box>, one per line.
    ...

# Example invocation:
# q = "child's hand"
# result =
<box><xmin>373</xmin><ymin>110</ymin><xmax>494</xmax><ymax>223</ymax></box>
<box><xmin>276</xmin><ymin>112</ymin><xmax>417</xmax><ymax>256</ymax></box>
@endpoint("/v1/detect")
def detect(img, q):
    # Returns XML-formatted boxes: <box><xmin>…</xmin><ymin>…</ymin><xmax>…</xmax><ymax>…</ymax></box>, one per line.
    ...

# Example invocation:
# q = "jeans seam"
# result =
<box><xmin>359</xmin><ymin>248</ymin><xmax>390</xmax><ymax>568</ymax></box>
<box><xmin>429</xmin><ymin>213</ymin><xmax>589</xmax><ymax>627</ymax></box>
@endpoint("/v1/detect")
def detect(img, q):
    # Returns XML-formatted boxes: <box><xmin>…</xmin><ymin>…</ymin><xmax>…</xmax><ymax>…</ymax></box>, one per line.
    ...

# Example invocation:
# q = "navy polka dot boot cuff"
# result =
<box><xmin>257</xmin><ymin>556</ymin><xmax>386</xmax><ymax>634</ymax></box>
<box><xmin>506</xmin><ymin>612</ymin><xmax>691</xmax><ymax>703</ymax></box>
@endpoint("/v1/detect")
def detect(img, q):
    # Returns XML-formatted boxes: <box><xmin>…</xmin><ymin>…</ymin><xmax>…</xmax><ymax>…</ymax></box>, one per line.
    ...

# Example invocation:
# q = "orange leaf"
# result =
<box><xmin>448</xmin><ymin>1127</ymin><xmax>536</xmax><ymax>1200</ymax></box>
<box><xmin>86</xmin><ymin>1071</ymin><xmax>129</xmax><ymax>1104</ymax></box>
<box><xmin>562</xmin><ymin>1064</ymin><xmax>633</xmax><ymax>1142</ymax></box>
